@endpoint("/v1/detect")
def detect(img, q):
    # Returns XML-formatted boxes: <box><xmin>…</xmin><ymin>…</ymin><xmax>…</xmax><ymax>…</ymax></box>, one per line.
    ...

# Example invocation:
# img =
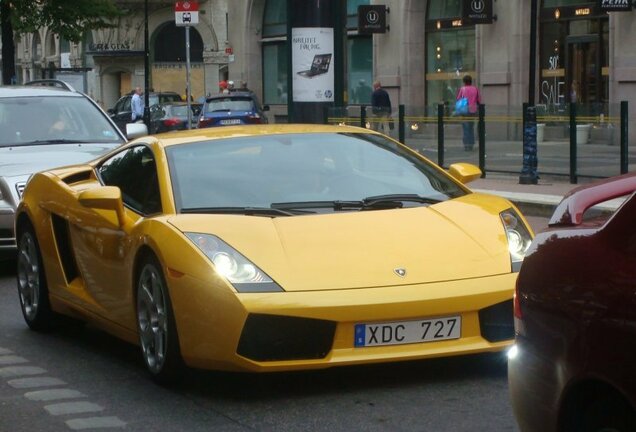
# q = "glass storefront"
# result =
<box><xmin>425</xmin><ymin>1</ymin><xmax>476</xmax><ymax>112</ymax></box>
<box><xmin>539</xmin><ymin>1</ymin><xmax>609</xmax><ymax>114</ymax></box>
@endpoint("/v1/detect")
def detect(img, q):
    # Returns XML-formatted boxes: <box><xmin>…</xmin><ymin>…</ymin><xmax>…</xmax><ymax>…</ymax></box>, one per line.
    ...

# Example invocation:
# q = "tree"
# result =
<box><xmin>1</xmin><ymin>0</ymin><xmax>122</xmax><ymax>84</ymax></box>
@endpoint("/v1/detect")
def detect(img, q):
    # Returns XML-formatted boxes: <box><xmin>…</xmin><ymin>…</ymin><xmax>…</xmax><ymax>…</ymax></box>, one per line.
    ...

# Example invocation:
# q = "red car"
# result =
<box><xmin>509</xmin><ymin>173</ymin><xmax>636</xmax><ymax>432</ymax></box>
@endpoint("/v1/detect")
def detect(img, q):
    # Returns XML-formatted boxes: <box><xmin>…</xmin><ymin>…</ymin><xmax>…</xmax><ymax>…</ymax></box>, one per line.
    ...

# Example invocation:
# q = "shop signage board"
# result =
<box><xmin>462</xmin><ymin>0</ymin><xmax>494</xmax><ymax>24</ymax></box>
<box><xmin>358</xmin><ymin>5</ymin><xmax>387</xmax><ymax>34</ymax></box>
<box><xmin>598</xmin><ymin>0</ymin><xmax>632</xmax><ymax>12</ymax></box>
<box><xmin>175</xmin><ymin>1</ymin><xmax>199</xmax><ymax>26</ymax></box>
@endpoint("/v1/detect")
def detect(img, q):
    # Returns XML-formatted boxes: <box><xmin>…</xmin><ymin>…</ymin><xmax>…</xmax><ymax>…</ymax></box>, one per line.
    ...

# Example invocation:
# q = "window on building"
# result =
<box><xmin>153</xmin><ymin>22</ymin><xmax>203</xmax><ymax>62</ymax></box>
<box><xmin>542</xmin><ymin>0</ymin><xmax>588</xmax><ymax>7</ymax></box>
<box><xmin>425</xmin><ymin>1</ymin><xmax>476</xmax><ymax>110</ymax></box>
<box><xmin>262</xmin><ymin>0</ymin><xmax>287</xmax><ymax>105</ymax></box>
<box><xmin>346</xmin><ymin>0</ymin><xmax>371</xmax><ymax>105</ymax></box>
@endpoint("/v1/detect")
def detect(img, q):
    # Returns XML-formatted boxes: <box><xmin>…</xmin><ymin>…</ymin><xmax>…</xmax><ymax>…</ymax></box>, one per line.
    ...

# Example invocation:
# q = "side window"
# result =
<box><xmin>123</xmin><ymin>96</ymin><xmax>132</xmax><ymax>112</ymax></box>
<box><xmin>98</xmin><ymin>145</ymin><xmax>162</xmax><ymax>215</ymax></box>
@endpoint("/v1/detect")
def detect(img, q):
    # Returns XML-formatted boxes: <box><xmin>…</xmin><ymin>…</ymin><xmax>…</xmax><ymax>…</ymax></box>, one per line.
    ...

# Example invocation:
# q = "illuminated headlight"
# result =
<box><xmin>185</xmin><ymin>233</ymin><xmax>283</xmax><ymax>293</ymax></box>
<box><xmin>500</xmin><ymin>209</ymin><xmax>532</xmax><ymax>272</ymax></box>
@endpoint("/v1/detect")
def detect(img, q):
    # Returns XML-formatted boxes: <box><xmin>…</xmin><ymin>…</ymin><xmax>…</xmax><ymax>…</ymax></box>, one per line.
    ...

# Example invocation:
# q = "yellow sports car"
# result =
<box><xmin>15</xmin><ymin>124</ymin><xmax>532</xmax><ymax>383</ymax></box>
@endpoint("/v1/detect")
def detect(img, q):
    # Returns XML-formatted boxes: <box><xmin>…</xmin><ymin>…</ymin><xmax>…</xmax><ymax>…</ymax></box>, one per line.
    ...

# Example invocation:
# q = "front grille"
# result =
<box><xmin>237</xmin><ymin>314</ymin><xmax>336</xmax><ymax>362</ymax></box>
<box><xmin>478</xmin><ymin>299</ymin><xmax>515</xmax><ymax>342</ymax></box>
<box><xmin>15</xmin><ymin>182</ymin><xmax>26</xmax><ymax>198</ymax></box>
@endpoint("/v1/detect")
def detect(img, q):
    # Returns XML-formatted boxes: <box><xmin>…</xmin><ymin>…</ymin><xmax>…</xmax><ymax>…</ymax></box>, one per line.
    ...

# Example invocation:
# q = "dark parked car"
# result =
<box><xmin>197</xmin><ymin>91</ymin><xmax>269</xmax><ymax>128</ymax></box>
<box><xmin>108</xmin><ymin>91</ymin><xmax>182</xmax><ymax>133</ymax></box>
<box><xmin>509</xmin><ymin>173</ymin><xmax>636</xmax><ymax>432</ymax></box>
<box><xmin>149</xmin><ymin>102</ymin><xmax>202</xmax><ymax>134</ymax></box>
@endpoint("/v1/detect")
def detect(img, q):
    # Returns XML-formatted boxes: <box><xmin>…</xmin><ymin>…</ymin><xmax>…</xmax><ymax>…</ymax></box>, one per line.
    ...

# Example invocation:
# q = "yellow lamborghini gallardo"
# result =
<box><xmin>15</xmin><ymin>124</ymin><xmax>532</xmax><ymax>383</ymax></box>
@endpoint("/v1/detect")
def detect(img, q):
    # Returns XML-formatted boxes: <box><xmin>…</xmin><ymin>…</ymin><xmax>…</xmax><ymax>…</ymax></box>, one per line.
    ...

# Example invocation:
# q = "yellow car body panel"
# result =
<box><xmin>15</xmin><ymin>124</ymin><xmax>531</xmax><ymax>373</ymax></box>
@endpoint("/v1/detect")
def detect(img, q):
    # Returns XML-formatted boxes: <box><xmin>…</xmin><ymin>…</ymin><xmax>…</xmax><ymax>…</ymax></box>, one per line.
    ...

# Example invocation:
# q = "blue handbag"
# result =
<box><xmin>455</xmin><ymin>97</ymin><xmax>469</xmax><ymax>115</ymax></box>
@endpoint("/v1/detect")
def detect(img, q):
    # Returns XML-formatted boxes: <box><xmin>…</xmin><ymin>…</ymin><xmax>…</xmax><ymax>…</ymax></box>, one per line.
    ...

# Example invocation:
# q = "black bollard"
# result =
<box><xmin>519</xmin><ymin>105</ymin><xmax>539</xmax><ymax>184</ymax></box>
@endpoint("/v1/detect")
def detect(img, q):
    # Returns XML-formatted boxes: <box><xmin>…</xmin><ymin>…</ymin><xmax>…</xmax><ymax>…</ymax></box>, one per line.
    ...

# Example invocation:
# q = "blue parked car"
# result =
<box><xmin>197</xmin><ymin>91</ymin><xmax>269</xmax><ymax>128</ymax></box>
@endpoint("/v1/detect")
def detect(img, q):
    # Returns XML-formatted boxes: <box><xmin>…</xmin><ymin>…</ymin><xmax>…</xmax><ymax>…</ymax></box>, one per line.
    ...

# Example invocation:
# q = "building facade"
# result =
<box><xmin>9</xmin><ymin>0</ymin><xmax>636</xmax><ymax>139</ymax></box>
<box><xmin>13</xmin><ymin>0</ymin><xmax>230</xmax><ymax>110</ymax></box>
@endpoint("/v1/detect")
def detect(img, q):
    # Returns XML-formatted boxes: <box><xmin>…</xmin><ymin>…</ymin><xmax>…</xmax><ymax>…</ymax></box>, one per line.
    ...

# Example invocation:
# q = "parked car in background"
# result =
<box><xmin>149</xmin><ymin>102</ymin><xmax>202</xmax><ymax>134</ymax></box>
<box><xmin>108</xmin><ymin>91</ymin><xmax>182</xmax><ymax>133</ymax></box>
<box><xmin>509</xmin><ymin>173</ymin><xmax>636</xmax><ymax>432</ymax></box>
<box><xmin>15</xmin><ymin>124</ymin><xmax>531</xmax><ymax>383</ymax></box>
<box><xmin>0</xmin><ymin>79</ymin><xmax>139</xmax><ymax>260</ymax></box>
<box><xmin>197</xmin><ymin>91</ymin><xmax>269</xmax><ymax>128</ymax></box>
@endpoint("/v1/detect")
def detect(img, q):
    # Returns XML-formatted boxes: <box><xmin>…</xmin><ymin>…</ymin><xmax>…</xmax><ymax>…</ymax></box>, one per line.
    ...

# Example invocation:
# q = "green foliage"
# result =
<box><xmin>9</xmin><ymin>0</ymin><xmax>123</xmax><ymax>42</ymax></box>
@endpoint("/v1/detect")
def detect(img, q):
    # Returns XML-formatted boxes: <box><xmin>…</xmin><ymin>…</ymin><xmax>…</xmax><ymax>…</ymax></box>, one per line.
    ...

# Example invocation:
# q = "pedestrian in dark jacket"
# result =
<box><xmin>371</xmin><ymin>80</ymin><xmax>392</xmax><ymax>133</ymax></box>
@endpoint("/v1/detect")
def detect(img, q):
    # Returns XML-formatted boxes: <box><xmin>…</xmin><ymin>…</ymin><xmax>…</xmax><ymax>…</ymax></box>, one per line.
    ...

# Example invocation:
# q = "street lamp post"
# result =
<box><xmin>143</xmin><ymin>0</ymin><xmax>150</xmax><ymax>128</ymax></box>
<box><xmin>519</xmin><ymin>0</ymin><xmax>539</xmax><ymax>184</ymax></box>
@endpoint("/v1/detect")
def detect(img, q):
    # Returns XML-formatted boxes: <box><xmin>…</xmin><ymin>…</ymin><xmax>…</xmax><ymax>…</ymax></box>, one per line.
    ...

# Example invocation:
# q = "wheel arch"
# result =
<box><xmin>558</xmin><ymin>378</ymin><xmax>633</xmax><ymax>431</ymax></box>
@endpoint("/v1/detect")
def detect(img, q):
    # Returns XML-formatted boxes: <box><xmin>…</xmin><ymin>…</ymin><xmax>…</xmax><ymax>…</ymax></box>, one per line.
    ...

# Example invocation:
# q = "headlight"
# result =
<box><xmin>185</xmin><ymin>233</ymin><xmax>283</xmax><ymax>293</ymax></box>
<box><xmin>500</xmin><ymin>209</ymin><xmax>532</xmax><ymax>272</ymax></box>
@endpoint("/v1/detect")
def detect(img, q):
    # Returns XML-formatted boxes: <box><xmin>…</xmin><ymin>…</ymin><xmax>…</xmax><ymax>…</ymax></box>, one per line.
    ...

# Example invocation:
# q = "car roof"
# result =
<box><xmin>206</xmin><ymin>91</ymin><xmax>257</xmax><ymax>100</ymax></box>
<box><xmin>145</xmin><ymin>124</ymin><xmax>376</xmax><ymax>149</ymax></box>
<box><xmin>0</xmin><ymin>85</ymin><xmax>85</xmax><ymax>98</ymax></box>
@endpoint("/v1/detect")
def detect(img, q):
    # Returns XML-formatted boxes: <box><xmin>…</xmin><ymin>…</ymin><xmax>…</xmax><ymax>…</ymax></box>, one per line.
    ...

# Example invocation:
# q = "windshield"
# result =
<box><xmin>166</xmin><ymin>133</ymin><xmax>467</xmax><ymax>212</ymax></box>
<box><xmin>204</xmin><ymin>97</ymin><xmax>255</xmax><ymax>113</ymax></box>
<box><xmin>0</xmin><ymin>96</ymin><xmax>124</xmax><ymax>147</ymax></box>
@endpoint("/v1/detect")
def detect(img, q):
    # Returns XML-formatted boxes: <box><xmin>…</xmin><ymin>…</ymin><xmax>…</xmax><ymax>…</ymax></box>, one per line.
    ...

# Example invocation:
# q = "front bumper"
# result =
<box><xmin>168</xmin><ymin>271</ymin><xmax>517</xmax><ymax>372</ymax></box>
<box><xmin>0</xmin><ymin>207</ymin><xmax>17</xmax><ymax>255</ymax></box>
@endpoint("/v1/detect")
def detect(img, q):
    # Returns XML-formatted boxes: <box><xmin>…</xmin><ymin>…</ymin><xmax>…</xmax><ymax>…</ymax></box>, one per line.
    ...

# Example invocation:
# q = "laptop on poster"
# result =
<box><xmin>297</xmin><ymin>54</ymin><xmax>332</xmax><ymax>78</ymax></box>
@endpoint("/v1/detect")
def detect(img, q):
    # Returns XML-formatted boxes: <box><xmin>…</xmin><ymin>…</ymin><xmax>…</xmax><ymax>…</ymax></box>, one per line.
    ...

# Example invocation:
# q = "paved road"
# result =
<box><xmin>0</xmin><ymin>249</ymin><xmax>526</xmax><ymax>432</ymax></box>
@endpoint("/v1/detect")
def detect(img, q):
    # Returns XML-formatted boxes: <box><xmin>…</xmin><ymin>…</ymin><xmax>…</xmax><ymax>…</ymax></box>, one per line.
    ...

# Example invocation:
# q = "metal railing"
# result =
<box><xmin>326</xmin><ymin>102</ymin><xmax>630</xmax><ymax>184</ymax></box>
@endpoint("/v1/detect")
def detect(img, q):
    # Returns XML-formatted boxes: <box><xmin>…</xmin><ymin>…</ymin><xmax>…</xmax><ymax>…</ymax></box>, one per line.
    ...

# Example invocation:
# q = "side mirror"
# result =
<box><xmin>448</xmin><ymin>163</ymin><xmax>482</xmax><ymax>184</ymax></box>
<box><xmin>107</xmin><ymin>108</ymin><xmax>115</xmax><ymax>115</ymax></box>
<box><xmin>79</xmin><ymin>186</ymin><xmax>126</xmax><ymax>227</ymax></box>
<box><xmin>262</xmin><ymin>105</ymin><xmax>270</xmax><ymax>111</ymax></box>
<box><xmin>126</xmin><ymin>123</ymin><xmax>148</xmax><ymax>139</ymax></box>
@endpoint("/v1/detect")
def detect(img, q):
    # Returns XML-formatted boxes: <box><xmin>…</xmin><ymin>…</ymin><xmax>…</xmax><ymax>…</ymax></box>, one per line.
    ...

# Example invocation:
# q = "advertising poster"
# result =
<box><xmin>292</xmin><ymin>27</ymin><xmax>334</xmax><ymax>102</ymax></box>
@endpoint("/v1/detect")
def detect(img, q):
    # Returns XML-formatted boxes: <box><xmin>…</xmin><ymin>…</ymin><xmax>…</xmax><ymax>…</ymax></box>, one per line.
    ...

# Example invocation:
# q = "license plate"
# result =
<box><xmin>220</xmin><ymin>119</ymin><xmax>242</xmax><ymax>125</ymax></box>
<box><xmin>354</xmin><ymin>315</ymin><xmax>461</xmax><ymax>347</ymax></box>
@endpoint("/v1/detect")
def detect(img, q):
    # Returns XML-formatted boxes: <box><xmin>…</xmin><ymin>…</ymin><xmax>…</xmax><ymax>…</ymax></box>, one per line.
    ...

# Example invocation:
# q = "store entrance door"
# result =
<box><xmin>566</xmin><ymin>35</ymin><xmax>601</xmax><ymax>106</ymax></box>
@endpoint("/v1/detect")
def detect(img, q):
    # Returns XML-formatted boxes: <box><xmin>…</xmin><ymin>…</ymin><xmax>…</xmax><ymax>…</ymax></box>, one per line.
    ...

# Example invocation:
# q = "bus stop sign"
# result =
<box><xmin>175</xmin><ymin>1</ymin><xmax>199</xmax><ymax>26</ymax></box>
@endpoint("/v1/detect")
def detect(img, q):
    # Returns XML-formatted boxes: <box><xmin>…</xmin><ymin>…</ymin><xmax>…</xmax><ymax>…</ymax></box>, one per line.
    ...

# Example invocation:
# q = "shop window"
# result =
<box><xmin>263</xmin><ymin>0</ymin><xmax>286</xmax><ymax>37</ymax></box>
<box><xmin>542</xmin><ymin>0</ymin><xmax>588</xmax><ymax>7</ymax></box>
<box><xmin>347</xmin><ymin>0</ymin><xmax>369</xmax><ymax>29</ymax></box>
<box><xmin>425</xmin><ymin>1</ymin><xmax>476</xmax><ymax>111</ymax></box>
<box><xmin>263</xmin><ymin>43</ymin><xmax>288</xmax><ymax>105</ymax></box>
<box><xmin>348</xmin><ymin>37</ymin><xmax>372</xmax><ymax>105</ymax></box>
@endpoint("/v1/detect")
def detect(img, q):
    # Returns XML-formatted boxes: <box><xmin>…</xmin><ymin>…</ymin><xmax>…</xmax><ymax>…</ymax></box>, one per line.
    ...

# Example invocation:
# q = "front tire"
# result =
<box><xmin>16</xmin><ymin>223</ymin><xmax>53</xmax><ymax>331</ymax></box>
<box><xmin>136</xmin><ymin>254</ymin><xmax>183</xmax><ymax>384</ymax></box>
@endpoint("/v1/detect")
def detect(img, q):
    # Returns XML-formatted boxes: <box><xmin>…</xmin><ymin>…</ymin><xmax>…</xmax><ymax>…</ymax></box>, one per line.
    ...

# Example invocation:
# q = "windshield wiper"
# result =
<box><xmin>271</xmin><ymin>200</ymin><xmax>365</xmax><ymax>211</ymax></box>
<box><xmin>180</xmin><ymin>206</ymin><xmax>296</xmax><ymax>217</ymax></box>
<box><xmin>271</xmin><ymin>196</ymin><xmax>440</xmax><ymax>212</ymax></box>
<box><xmin>362</xmin><ymin>194</ymin><xmax>441</xmax><ymax>207</ymax></box>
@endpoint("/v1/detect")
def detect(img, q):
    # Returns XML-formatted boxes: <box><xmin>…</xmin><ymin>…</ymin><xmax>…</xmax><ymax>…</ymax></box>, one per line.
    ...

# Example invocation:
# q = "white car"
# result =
<box><xmin>0</xmin><ymin>80</ymin><xmax>146</xmax><ymax>259</ymax></box>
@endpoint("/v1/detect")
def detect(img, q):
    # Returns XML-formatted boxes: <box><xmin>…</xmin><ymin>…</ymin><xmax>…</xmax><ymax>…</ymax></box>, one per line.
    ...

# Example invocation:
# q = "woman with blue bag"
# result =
<box><xmin>456</xmin><ymin>75</ymin><xmax>481</xmax><ymax>151</ymax></box>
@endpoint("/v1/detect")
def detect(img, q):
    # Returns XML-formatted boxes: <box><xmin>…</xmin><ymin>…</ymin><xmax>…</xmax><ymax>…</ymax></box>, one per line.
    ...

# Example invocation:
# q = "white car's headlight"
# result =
<box><xmin>185</xmin><ymin>233</ymin><xmax>283</xmax><ymax>292</ymax></box>
<box><xmin>500</xmin><ymin>209</ymin><xmax>532</xmax><ymax>272</ymax></box>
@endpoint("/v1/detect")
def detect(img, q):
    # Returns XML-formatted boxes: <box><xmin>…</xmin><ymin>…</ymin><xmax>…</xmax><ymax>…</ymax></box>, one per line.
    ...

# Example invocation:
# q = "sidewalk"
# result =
<box><xmin>469</xmin><ymin>173</ymin><xmax>622</xmax><ymax>217</ymax></box>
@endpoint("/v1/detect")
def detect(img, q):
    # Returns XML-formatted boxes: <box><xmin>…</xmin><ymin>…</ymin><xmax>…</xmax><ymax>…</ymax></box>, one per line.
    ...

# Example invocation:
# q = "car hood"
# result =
<box><xmin>168</xmin><ymin>194</ymin><xmax>515</xmax><ymax>291</ymax></box>
<box><xmin>0</xmin><ymin>143</ymin><xmax>120</xmax><ymax>177</ymax></box>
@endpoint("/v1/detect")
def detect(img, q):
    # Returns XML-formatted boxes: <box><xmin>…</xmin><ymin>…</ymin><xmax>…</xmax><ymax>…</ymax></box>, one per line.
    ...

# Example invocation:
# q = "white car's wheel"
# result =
<box><xmin>16</xmin><ymin>223</ymin><xmax>53</xmax><ymax>331</ymax></box>
<box><xmin>136</xmin><ymin>254</ymin><xmax>182</xmax><ymax>384</ymax></box>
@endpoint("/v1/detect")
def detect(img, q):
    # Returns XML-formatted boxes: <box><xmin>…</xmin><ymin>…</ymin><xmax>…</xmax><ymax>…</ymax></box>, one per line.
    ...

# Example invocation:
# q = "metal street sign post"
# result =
<box><xmin>175</xmin><ymin>1</ymin><xmax>199</xmax><ymax>129</ymax></box>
